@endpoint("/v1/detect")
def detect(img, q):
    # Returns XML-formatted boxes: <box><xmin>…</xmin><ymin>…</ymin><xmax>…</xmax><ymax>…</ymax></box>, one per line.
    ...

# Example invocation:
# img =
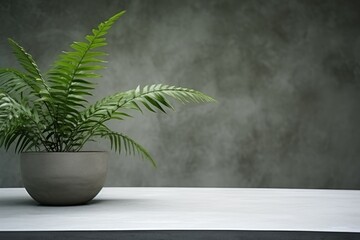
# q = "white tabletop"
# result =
<box><xmin>0</xmin><ymin>187</ymin><xmax>359</xmax><ymax>232</ymax></box>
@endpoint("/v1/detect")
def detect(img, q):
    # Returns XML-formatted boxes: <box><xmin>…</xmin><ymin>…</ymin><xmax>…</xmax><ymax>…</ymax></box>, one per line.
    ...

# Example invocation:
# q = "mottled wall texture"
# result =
<box><xmin>0</xmin><ymin>0</ymin><xmax>359</xmax><ymax>188</ymax></box>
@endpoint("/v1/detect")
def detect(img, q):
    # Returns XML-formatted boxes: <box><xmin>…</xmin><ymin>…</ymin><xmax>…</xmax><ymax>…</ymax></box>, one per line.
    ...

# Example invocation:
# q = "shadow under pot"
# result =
<box><xmin>20</xmin><ymin>152</ymin><xmax>108</xmax><ymax>206</ymax></box>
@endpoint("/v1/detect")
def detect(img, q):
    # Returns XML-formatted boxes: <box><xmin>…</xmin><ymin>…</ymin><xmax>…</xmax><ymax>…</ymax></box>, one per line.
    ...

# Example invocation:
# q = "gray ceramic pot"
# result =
<box><xmin>20</xmin><ymin>152</ymin><xmax>108</xmax><ymax>206</ymax></box>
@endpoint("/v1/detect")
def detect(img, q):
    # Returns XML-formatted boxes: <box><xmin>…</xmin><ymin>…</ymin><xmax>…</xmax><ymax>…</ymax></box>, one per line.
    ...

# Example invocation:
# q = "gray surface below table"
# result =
<box><xmin>0</xmin><ymin>187</ymin><xmax>359</xmax><ymax>238</ymax></box>
<box><xmin>0</xmin><ymin>230</ymin><xmax>359</xmax><ymax>240</ymax></box>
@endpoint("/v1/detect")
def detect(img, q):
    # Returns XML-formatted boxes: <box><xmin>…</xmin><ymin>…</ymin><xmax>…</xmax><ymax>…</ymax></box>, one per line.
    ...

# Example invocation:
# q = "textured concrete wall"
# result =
<box><xmin>0</xmin><ymin>0</ymin><xmax>359</xmax><ymax>188</ymax></box>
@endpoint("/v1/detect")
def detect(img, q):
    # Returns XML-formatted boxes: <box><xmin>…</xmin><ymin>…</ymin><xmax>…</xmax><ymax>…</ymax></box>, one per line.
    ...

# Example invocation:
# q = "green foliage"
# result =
<box><xmin>0</xmin><ymin>11</ymin><xmax>215</xmax><ymax>166</ymax></box>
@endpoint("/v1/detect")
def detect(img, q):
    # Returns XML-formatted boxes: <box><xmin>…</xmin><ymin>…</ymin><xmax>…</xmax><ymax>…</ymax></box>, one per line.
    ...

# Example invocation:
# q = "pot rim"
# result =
<box><xmin>21</xmin><ymin>151</ymin><xmax>108</xmax><ymax>154</ymax></box>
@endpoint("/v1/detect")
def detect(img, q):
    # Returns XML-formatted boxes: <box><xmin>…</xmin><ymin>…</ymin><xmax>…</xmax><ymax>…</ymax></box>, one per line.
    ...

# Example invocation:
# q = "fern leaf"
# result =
<box><xmin>93</xmin><ymin>125</ymin><xmax>156</xmax><ymax>166</ymax></box>
<box><xmin>64</xmin><ymin>84</ymin><xmax>214</xmax><ymax>149</ymax></box>
<box><xmin>47</xmin><ymin>11</ymin><xmax>125</xmax><ymax>114</ymax></box>
<box><xmin>120</xmin><ymin>84</ymin><xmax>216</xmax><ymax>112</ymax></box>
<box><xmin>46</xmin><ymin>11</ymin><xmax>125</xmax><ymax>146</ymax></box>
<box><xmin>0</xmin><ymin>69</ymin><xmax>51</xmax><ymax>103</ymax></box>
<box><xmin>0</xmin><ymin>93</ymin><xmax>45</xmax><ymax>152</ymax></box>
<box><xmin>7</xmin><ymin>39</ymin><xmax>51</xmax><ymax>101</ymax></box>
<box><xmin>8</xmin><ymin>39</ymin><xmax>44</xmax><ymax>80</ymax></box>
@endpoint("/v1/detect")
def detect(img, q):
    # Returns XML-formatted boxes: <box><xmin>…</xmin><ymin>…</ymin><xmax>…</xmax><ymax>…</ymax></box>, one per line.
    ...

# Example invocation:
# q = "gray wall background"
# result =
<box><xmin>0</xmin><ymin>0</ymin><xmax>359</xmax><ymax>189</ymax></box>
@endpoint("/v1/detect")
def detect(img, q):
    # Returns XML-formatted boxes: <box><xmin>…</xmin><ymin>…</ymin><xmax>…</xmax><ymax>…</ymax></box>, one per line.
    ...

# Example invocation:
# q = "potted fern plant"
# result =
<box><xmin>0</xmin><ymin>11</ymin><xmax>214</xmax><ymax>205</ymax></box>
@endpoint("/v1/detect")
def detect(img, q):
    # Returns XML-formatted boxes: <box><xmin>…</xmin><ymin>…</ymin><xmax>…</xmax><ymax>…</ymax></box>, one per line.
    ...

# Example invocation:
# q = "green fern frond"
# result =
<box><xmin>81</xmin><ymin>84</ymin><xmax>214</xmax><ymax>122</ymax></box>
<box><xmin>0</xmin><ymin>69</ymin><xmax>51</xmax><ymax>103</ymax></box>
<box><xmin>0</xmin><ymin>93</ymin><xmax>44</xmax><ymax>152</ymax></box>
<box><xmin>123</xmin><ymin>84</ymin><xmax>216</xmax><ymax>110</ymax></box>
<box><xmin>93</xmin><ymin>124</ymin><xmax>156</xmax><ymax>166</ymax></box>
<box><xmin>0</xmin><ymin>67</ymin><xmax>55</xmax><ymax>151</ymax></box>
<box><xmin>62</xmin><ymin>84</ymin><xmax>214</xmax><ymax>152</ymax></box>
<box><xmin>44</xmin><ymin>11</ymin><xmax>126</xmax><ymax>149</ymax></box>
<box><xmin>7</xmin><ymin>39</ymin><xmax>51</xmax><ymax>100</ymax></box>
<box><xmin>8</xmin><ymin>39</ymin><xmax>44</xmax><ymax>80</ymax></box>
<box><xmin>0</xmin><ymin>69</ymin><xmax>29</xmax><ymax>95</ymax></box>
<box><xmin>47</xmin><ymin>11</ymin><xmax>125</xmax><ymax>115</ymax></box>
<box><xmin>1</xmin><ymin>41</ymin><xmax>54</xmax><ymax>142</ymax></box>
